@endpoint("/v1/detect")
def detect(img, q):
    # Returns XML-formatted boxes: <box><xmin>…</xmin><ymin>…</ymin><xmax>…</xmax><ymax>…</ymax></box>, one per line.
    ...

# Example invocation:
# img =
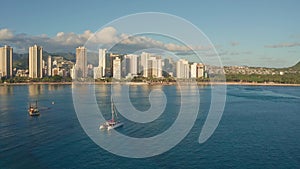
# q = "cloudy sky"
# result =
<box><xmin>0</xmin><ymin>0</ymin><xmax>300</xmax><ymax>67</ymax></box>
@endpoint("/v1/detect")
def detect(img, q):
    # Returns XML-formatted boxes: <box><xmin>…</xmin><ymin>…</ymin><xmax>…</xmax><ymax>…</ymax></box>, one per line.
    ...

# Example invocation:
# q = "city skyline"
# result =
<box><xmin>0</xmin><ymin>1</ymin><xmax>300</xmax><ymax>68</ymax></box>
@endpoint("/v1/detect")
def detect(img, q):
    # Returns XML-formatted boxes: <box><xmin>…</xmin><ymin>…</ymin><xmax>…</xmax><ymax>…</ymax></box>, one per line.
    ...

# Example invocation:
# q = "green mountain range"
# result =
<box><xmin>13</xmin><ymin>51</ymin><xmax>76</xmax><ymax>69</ymax></box>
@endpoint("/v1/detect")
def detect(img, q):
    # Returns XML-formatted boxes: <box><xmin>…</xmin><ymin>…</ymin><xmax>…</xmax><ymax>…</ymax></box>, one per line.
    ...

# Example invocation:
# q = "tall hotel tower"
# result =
<box><xmin>0</xmin><ymin>45</ymin><xmax>13</xmax><ymax>78</ymax></box>
<box><xmin>141</xmin><ymin>52</ymin><xmax>150</xmax><ymax>77</ymax></box>
<box><xmin>98</xmin><ymin>49</ymin><xmax>107</xmax><ymax>77</ymax></box>
<box><xmin>176</xmin><ymin>59</ymin><xmax>190</xmax><ymax>79</ymax></box>
<box><xmin>47</xmin><ymin>56</ymin><xmax>52</xmax><ymax>76</ymax></box>
<box><xmin>113</xmin><ymin>57</ymin><xmax>121</xmax><ymax>80</ymax></box>
<box><xmin>29</xmin><ymin>45</ymin><xmax>43</xmax><ymax>78</ymax></box>
<box><xmin>75</xmin><ymin>46</ymin><xmax>87</xmax><ymax>78</ymax></box>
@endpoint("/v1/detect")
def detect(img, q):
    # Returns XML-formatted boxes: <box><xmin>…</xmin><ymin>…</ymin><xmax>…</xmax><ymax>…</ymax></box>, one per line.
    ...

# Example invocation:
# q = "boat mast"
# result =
<box><xmin>111</xmin><ymin>97</ymin><xmax>114</xmax><ymax>121</ymax></box>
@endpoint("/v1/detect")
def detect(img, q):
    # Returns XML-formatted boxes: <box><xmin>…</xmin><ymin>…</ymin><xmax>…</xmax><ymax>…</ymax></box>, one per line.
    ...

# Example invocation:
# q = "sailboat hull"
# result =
<box><xmin>107</xmin><ymin>122</ymin><xmax>124</xmax><ymax>130</ymax></box>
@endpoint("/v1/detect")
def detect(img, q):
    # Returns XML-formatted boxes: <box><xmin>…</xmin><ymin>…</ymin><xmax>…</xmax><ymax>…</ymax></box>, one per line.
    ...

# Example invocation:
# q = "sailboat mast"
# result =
<box><xmin>111</xmin><ymin>97</ymin><xmax>114</xmax><ymax>121</ymax></box>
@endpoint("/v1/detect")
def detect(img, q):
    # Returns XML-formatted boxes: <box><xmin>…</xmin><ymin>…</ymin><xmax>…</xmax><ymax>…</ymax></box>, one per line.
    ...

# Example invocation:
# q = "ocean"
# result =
<box><xmin>0</xmin><ymin>84</ymin><xmax>299</xmax><ymax>169</ymax></box>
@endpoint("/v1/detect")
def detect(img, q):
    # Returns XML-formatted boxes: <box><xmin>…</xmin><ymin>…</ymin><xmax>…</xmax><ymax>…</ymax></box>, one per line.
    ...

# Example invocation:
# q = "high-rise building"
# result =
<box><xmin>141</xmin><ymin>52</ymin><xmax>150</xmax><ymax>77</ymax></box>
<box><xmin>191</xmin><ymin>63</ymin><xmax>197</xmax><ymax>78</ymax></box>
<box><xmin>176</xmin><ymin>59</ymin><xmax>190</xmax><ymax>79</ymax></box>
<box><xmin>75</xmin><ymin>46</ymin><xmax>87</xmax><ymax>78</ymax></box>
<box><xmin>196</xmin><ymin>63</ymin><xmax>205</xmax><ymax>78</ymax></box>
<box><xmin>148</xmin><ymin>56</ymin><xmax>162</xmax><ymax>78</ymax></box>
<box><xmin>191</xmin><ymin>63</ymin><xmax>205</xmax><ymax>78</ymax></box>
<box><xmin>47</xmin><ymin>56</ymin><xmax>52</xmax><ymax>76</ymax></box>
<box><xmin>108</xmin><ymin>53</ymin><xmax>121</xmax><ymax>77</ymax></box>
<box><xmin>113</xmin><ymin>57</ymin><xmax>121</xmax><ymax>80</ymax></box>
<box><xmin>93</xmin><ymin>67</ymin><xmax>102</xmax><ymax>79</ymax></box>
<box><xmin>163</xmin><ymin>58</ymin><xmax>175</xmax><ymax>75</ymax></box>
<box><xmin>98</xmin><ymin>49</ymin><xmax>107</xmax><ymax>77</ymax></box>
<box><xmin>0</xmin><ymin>45</ymin><xmax>13</xmax><ymax>78</ymax></box>
<box><xmin>124</xmin><ymin>54</ymin><xmax>138</xmax><ymax>76</ymax></box>
<box><xmin>29</xmin><ymin>45</ymin><xmax>43</xmax><ymax>78</ymax></box>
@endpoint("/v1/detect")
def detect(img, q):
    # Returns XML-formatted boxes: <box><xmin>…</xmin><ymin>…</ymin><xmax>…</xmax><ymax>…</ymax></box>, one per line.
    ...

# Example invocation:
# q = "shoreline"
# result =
<box><xmin>1</xmin><ymin>81</ymin><xmax>300</xmax><ymax>87</ymax></box>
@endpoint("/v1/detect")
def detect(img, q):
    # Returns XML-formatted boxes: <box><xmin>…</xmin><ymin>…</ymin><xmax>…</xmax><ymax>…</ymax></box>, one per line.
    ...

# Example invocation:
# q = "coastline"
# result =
<box><xmin>1</xmin><ymin>81</ymin><xmax>300</xmax><ymax>86</ymax></box>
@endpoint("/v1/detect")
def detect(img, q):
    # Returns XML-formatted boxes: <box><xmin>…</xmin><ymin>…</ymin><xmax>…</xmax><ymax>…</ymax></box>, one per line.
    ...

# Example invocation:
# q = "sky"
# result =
<box><xmin>0</xmin><ymin>0</ymin><xmax>300</xmax><ymax>67</ymax></box>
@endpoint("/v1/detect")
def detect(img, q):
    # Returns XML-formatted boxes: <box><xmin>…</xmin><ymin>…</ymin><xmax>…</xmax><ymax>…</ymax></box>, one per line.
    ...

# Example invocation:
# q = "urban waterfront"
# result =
<box><xmin>0</xmin><ymin>84</ymin><xmax>299</xmax><ymax>168</ymax></box>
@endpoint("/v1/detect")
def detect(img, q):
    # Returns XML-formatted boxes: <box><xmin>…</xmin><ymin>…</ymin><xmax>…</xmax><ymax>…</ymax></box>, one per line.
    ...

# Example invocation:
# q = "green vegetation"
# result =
<box><xmin>0</xmin><ymin>75</ymin><xmax>72</xmax><ymax>83</ymax></box>
<box><xmin>225</xmin><ymin>73</ymin><xmax>300</xmax><ymax>84</ymax></box>
<box><xmin>290</xmin><ymin>61</ymin><xmax>300</xmax><ymax>70</ymax></box>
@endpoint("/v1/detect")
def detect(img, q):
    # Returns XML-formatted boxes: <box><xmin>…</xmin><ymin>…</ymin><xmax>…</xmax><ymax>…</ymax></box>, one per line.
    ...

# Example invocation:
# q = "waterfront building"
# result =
<box><xmin>124</xmin><ymin>54</ymin><xmax>138</xmax><ymax>77</ymax></box>
<box><xmin>141</xmin><ymin>52</ymin><xmax>150</xmax><ymax>77</ymax></box>
<box><xmin>196</xmin><ymin>63</ymin><xmax>205</xmax><ymax>78</ymax></box>
<box><xmin>176</xmin><ymin>59</ymin><xmax>190</xmax><ymax>79</ymax></box>
<box><xmin>75</xmin><ymin>46</ymin><xmax>87</xmax><ymax>78</ymax></box>
<box><xmin>148</xmin><ymin>56</ymin><xmax>162</xmax><ymax>78</ymax></box>
<box><xmin>47</xmin><ymin>56</ymin><xmax>52</xmax><ymax>76</ymax></box>
<box><xmin>29</xmin><ymin>45</ymin><xmax>43</xmax><ymax>78</ymax></box>
<box><xmin>113</xmin><ymin>57</ymin><xmax>121</xmax><ymax>80</ymax></box>
<box><xmin>98</xmin><ymin>49</ymin><xmax>107</xmax><ymax>77</ymax></box>
<box><xmin>0</xmin><ymin>45</ymin><xmax>13</xmax><ymax>78</ymax></box>
<box><xmin>93</xmin><ymin>67</ymin><xmax>102</xmax><ymax>79</ymax></box>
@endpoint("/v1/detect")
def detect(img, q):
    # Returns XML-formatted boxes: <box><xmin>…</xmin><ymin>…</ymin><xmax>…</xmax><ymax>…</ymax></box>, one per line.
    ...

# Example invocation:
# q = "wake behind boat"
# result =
<box><xmin>100</xmin><ymin>98</ymin><xmax>123</xmax><ymax>130</ymax></box>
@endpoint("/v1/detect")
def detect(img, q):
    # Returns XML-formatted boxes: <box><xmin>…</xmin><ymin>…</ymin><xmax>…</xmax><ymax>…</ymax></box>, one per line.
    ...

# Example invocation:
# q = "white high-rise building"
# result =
<box><xmin>47</xmin><ymin>56</ymin><xmax>52</xmax><ymax>76</ymax></box>
<box><xmin>141</xmin><ymin>52</ymin><xmax>150</xmax><ymax>77</ymax></box>
<box><xmin>0</xmin><ymin>45</ymin><xmax>13</xmax><ymax>78</ymax></box>
<box><xmin>98</xmin><ymin>49</ymin><xmax>107</xmax><ymax>77</ymax></box>
<box><xmin>191</xmin><ymin>63</ymin><xmax>205</xmax><ymax>78</ymax></box>
<box><xmin>157</xmin><ymin>57</ymin><xmax>162</xmax><ymax>78</ymax></box>
<box><xmin>126</xmin><ymin>54</ymin><xmax>138</xmax><ymax>75</ymax></box>
<box><xmin>176</xmin><ymin>59</ymin><xmax>190</xmax><ymax>79</ymax></box>
<box><xmin>93</xmin><ymin>48</ymin><xmax>107</xmax><ymax>79</ymax></box>
<box><xmin>197</xmin><ymin>63</ymin><xmax>205</xmax><ymax>78</ymax></box>
<box><xmin>148</xmin><ymin>56</ymin><xmax>162</xmax><ymax>78</ymax></box>
<box><xmin>75</xmin><ymin>46</ymin><xmax>87</xmax><ymax>78</ymax></box>
<box><xmin>29</xmin><ymin>45</ymin><xmax>43</xmax><ymax>78</ymax></box>
<box><xmin>191</xmin><ymin>63</ymin><xmax>197</xmax><ymax>78</ymax></box>
<box><xmin>113</xmin><ymin>57</ymin><xmax>121</xmax><ymax>80</ymax></box>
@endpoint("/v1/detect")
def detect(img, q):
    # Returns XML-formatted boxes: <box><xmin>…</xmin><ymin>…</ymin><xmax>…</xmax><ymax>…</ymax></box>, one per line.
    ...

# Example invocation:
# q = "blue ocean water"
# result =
<box><xmin>0</xmin><ymin>84</ymin><xmax>299</xmax><ymax>169</ymax></box>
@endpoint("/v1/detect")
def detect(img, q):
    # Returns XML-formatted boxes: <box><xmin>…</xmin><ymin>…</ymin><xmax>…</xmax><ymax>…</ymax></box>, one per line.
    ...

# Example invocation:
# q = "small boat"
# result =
<box><xmin>28</xmin><ymin>101</ymin><xmax>40</xmax><ymax>116</ymax></box>
<box><xmin>100</xmin><ymin>98</ymin><xmax>123</xmax><ymax>130</ymax></box>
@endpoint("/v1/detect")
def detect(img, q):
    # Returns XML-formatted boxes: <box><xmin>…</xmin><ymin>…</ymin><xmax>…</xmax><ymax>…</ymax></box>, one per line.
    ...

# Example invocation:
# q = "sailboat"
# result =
<box><xmin>99</xmin><ymin>98</ymin><xmax>123</xmax><ymax>130</ymax></box>
<box><xmin>28</xmin><ymin>101</ymin><xmax>40</xmax><ymax>116</ymax></box>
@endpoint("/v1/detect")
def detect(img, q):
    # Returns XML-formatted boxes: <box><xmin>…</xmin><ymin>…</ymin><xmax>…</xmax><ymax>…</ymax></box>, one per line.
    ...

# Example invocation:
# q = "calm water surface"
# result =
<box><xmin>0</xmin><ymin>84</ymin><xmax>299</xmax><ymax>169</ymax></box>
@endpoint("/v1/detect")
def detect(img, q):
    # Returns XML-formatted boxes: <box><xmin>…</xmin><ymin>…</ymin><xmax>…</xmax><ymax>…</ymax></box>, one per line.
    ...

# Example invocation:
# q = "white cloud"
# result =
<box><xmin>0</xmin><ymin>27</ymin><xmax>215</xmax><ymax>53</ymax></box>
<box><xmin>0</xmin><ymin>28</ymin><xmax>14</xmax><ymax>40</ymax></box>
<box><xmin>91</xmin><ymin>27</ymin><xmax>119</xmax><ymax>44</ymax></box>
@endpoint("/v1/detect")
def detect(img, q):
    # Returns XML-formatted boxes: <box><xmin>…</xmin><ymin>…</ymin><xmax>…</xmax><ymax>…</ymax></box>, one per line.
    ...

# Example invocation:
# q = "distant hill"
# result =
<box><xmin>12</xmin><ymin>51</ymin><xmax>101</xmax><ymax>69</ymax></box>
<box><xmin>290</xmin><ymin>61</ymin><xmax>300</xmax><ymax>70</ymax></box>
<box><xmin>12</xmin><ymin>51</ymin><xmax>76</xmax><ymax>69</ymax></box>
<box><xmin>50</xmin><ymin>52</ymin><xmax>76</xmax><ymax>62</ymax></box>
<box><xmin>13</xmin><ymin>53</ymin><xmax>29</xmax><ymax>69</ymax></box>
